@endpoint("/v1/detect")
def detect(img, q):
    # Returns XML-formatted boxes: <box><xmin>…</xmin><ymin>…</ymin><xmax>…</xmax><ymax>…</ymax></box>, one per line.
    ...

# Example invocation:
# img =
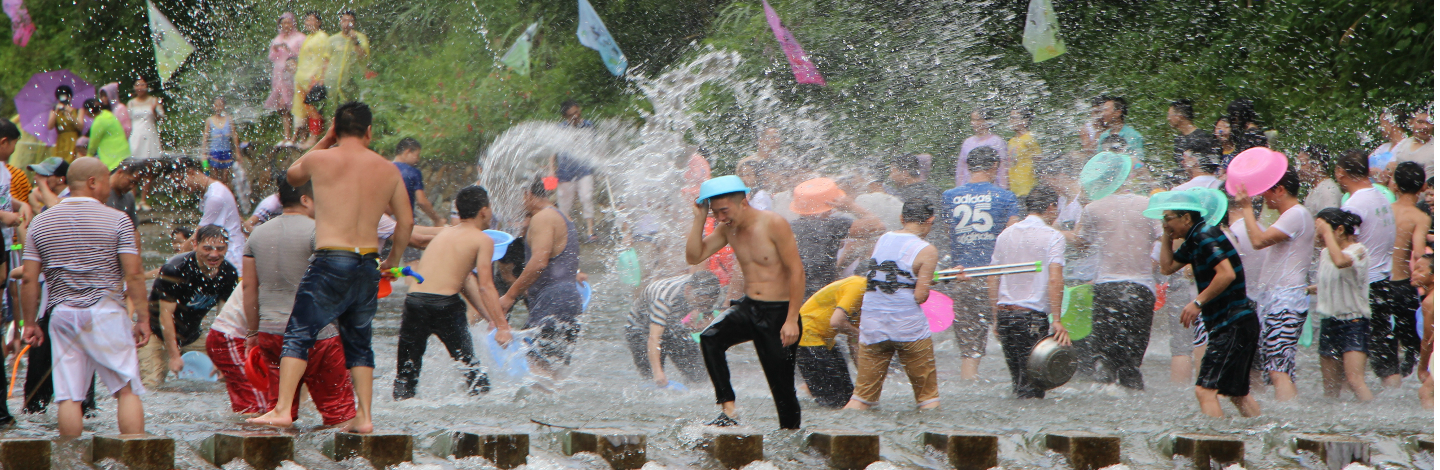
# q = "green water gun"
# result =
<box><xmin>934</xmin><ymin>261</ymin><xmax>1043</xmax><ymax>281</ymax></box>
<box><xmin>385</xmin><ymin>266</ymin><xmax>425</xmax><ymax>283</ymax></box>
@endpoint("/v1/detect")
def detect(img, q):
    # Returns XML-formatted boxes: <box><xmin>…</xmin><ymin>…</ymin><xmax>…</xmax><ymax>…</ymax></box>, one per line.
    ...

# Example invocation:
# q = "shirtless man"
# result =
<box><xmin>500</xmin><ymin>179</ymin><xmax>583</xmax><ymax>380</ymax></box>
<box><xmin>1386</xmin><ymin>161</ymin><xmax>1431</xmax><ymax>379</ymax></box>
<box><xmin>686</xmin><ymin>175</ymin><xmax>804</xmax><ymax>429</ymax></box>
<box><xmin>393</xmin><ymin>185</ymin><xmax>511</xmax><ymax>399</ymax></box>
<box><xmin>249</xmin><ymin>102</ymin><xmax>413</xmax><ymax>433</ymax></box>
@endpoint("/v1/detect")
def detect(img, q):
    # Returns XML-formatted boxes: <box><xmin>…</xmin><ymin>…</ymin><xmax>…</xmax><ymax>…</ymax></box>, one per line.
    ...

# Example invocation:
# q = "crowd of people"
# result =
<box><xmin>0</xmin><ymin>30</ymin><xmax>1434</xmax><ymax>436</ymax></box>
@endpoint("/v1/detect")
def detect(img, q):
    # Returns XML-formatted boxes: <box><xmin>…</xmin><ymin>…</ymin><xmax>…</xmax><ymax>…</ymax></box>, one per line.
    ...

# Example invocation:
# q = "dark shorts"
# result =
<box><xmin>1319</xmin><ymin>317</ymin><xmax>1370</xmax><ymax>358</ymax></box>
<box><xmin>529</xmin><ymin>322</ymin><xmax>581</xmax><ymax>366</ymax></box>
<box><xmin>1196</xmin><ymin>313</ymin><xmax>1259</xmax><ymax>397</ymax></box>
<box><xmin>209</xmin><ymin>150</ymin><xmax>234</xmax><ymax>170</ymax></box>
<box><xmin>524</xmin><ymin>282</ymin><xmax>583</xmax><ymax>329</ymax></box>
<box><xmin>282</xmin><ymin>250</ymin><xmax>381</xmax><ymax>368</ymax></box>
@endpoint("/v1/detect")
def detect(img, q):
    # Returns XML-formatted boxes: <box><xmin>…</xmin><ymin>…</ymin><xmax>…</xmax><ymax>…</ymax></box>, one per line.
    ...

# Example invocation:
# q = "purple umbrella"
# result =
<box><xmin>14</xmin><ymin>69</ymin><xmax>95</xmax><ymax>146</ymax></box>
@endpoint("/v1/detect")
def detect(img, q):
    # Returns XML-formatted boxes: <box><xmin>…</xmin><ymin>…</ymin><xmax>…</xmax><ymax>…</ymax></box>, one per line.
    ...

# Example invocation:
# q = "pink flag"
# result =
<box><xmin>3</xmin><ymin>0</ymin><xmax>35</xmax><ymax>47</ymax></box>
<box><xmin>762</xmin><ymin>0</ymin><xmax>825</xmax><ymax>86</ymax></box>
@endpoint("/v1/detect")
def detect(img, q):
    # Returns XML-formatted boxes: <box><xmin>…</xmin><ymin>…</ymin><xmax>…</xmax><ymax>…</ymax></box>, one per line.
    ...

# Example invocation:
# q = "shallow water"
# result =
<box><xmin>8</xmin><ymin>228</ymin><xmax>1432</xmax><ymax>469</ymax></box>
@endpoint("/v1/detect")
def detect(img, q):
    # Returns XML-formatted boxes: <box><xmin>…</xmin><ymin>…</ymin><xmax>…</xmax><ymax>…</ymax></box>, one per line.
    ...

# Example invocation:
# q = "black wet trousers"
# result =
<box><xmin>1091</xmin><ymin>281</ymin><xmax>1155</xmax><ymax>390</ymax></box>
<box><xmin>796</xmin><ymin>345</ymin><xmax>853</xmax><ymax>408</ymax></box>
<box><xmin>394</xmin><ymin>293</ymin><xmax>488</xmax><ymax>399</ymax></box>
<box><xmin>700</xmin><ymin>297</ymin><xmax>801</xmax><ymax>429</ymax></box>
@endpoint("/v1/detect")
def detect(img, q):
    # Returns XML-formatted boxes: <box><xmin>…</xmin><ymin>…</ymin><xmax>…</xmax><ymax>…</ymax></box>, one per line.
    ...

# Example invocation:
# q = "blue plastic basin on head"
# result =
<box><xmin>695</xmin><ymin>175</ymin><xmax>751</xmax><ymax>204</ymax></box>
<box><xmin>484</xmin><ymin>229</ymin><xmax>514</xmax><ymax>261</ymax></box>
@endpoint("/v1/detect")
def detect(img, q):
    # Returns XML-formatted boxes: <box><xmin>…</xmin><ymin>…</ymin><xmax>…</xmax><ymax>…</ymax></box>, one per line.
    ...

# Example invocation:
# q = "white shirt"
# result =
<box><xmin>1394</xmin><ymin>136</ymin><xmax>1434</xmax><ymax>178</ymax></box>
<box><xmin>1341</xmin><ymin>187</ymin><xmax>1396</xmax><ymax>283</ymax></box>
<box><xmin>1315</xmin><ymin>243</ymin><xmax>1370</xmax><ymax>320</ymax></box>
<box><xmin>210</xmin><ymin>288</ymin><xmax>248</xmax><ymax>338</ymax></box>
<box><xmin>1226</xmin><ymin>220</ymin><xmax>1267</xmax><ymax>299</ymax></box>
<box><xmin>1257</xmin><ymin>204</ymin><xmax>1314</xmax><ymax>313</ymax></box>
<box><xmin>992</xmin><ymin>215</ymin><xmax>1066</xmax><ymax>313</ymax></box>
<box><xmin>199</xmin><ymin>182</ymin><xmax>247</xmax><ymax>268</ymax></box>
<box><xmin>748</xmin><ymin>189</ymin><xmax>773</xmax><ymax>211</ymax></box>
<box><xmin>1080</xmin><ymin>194</ymin><xmax>1159</xmax><ymax>290</ymax></box>
<box><xmin>1302</xmin><ymin>179</ymin><xmax>1342</xmax><ymax>215</ymax></box>
<box><xmin>1173</xmin><ymin>175</ymin><xmax>1222</xmax><ymax>191</ymax></box>
<box><xmin>859</xmin><ymin>232</ymin><xmax>932</xmax><ymax>344</ymax></box>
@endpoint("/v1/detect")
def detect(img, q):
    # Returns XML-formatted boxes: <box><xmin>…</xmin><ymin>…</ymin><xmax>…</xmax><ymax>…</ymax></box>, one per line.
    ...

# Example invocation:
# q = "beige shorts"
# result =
<box><xmin>946</xmin><ymin>281</ymin><xmax>993</xmax><ymax>358</ymax></box>
<box><xmin>850</xmin><ymin>337</ymin><xmax>939</xmax><ymax>407</ymax></box>
<box><xmin>49</xmin><ymin>297</ymin><xmax>145</xmax><ymax>402</ymax></box>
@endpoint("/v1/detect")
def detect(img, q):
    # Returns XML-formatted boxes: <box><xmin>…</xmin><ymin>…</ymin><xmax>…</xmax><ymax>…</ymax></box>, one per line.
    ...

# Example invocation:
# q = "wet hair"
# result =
<box><xmin>114</xmin><ymin>158</ymin><xmax>146</xmax><ymax>175</ymax></box>
<box><xmin>1171</xmin><ymin>210</ymin><xmax>1202</xmax><ymax>226</ymax></box>
<box><xmin>305</xmin><ymin>11</ymin><xmax>322</xmax><ymax>24</ymax></box>
<box><xmin>332</xmin><ymin>101</ymin><xmax>371</xmax><ymax>138</ymax></box>
<box><xmin>560</xmin><ymin>100</ymin><xmax>581</xmax><ymax>115</ymax></box>
<box><xmin>528</xmin><ymin>177</ymin><xmax>552</xmax><ymax>197</ymax></box>
<box><xmin>454</xmin><ymin>185</ymin><xmax>489</xmax><ymax>219</ymax></box>
<box><xmin>1025</xmin><ymin>185</ymin><xmax>1058</xmax><ymax>214</ymax></box>
<box><xmin>194</xmin><ymin>224</ymin><xmax>229</xmax><ymax>244</ymax></box>
<box><xmin>0</xmin><ymin>119</ymin><xmax>19</xmax><ymax>141</ymax></box>
<box><xmin>171</xmin><ymin>225</ymin><xmax>194</xmax><ymax>240</ymax></box>
<box><xmin>687</xmin><ymin>270</ymin><xmax>722</xmax><ymax>300</ymax></box>
<box><xmin>967</xmin><ymin>146</ymin><xmax>1000</xmax><ymax>171</ymax></box>
<box><xmin>395</xmin><ymin>137</ymin><xmax>421</xmax><ymax>155</ymax></box>
<box><xmin>1316</xmin><ymin>207</ymin><xmax>1362</xmax><ymax>236</ymax></box>
<box><xmin>1336</xmin><ymin>149</ymin><xmax>1368</xmax><ymax>178</ymax></box>
<box><xmin>1274</xmin><ymin>168</ymin><xmax>1301</xmax><ymax>196</ymax></box>
<box><xmin>1301</xmin><ymin>144</ymin><xmax>1330</xmax><ymax>164</ymax></box>
<box><xmin>1395</xmin><ymin>161</ymin><xmax>1426</xmax><ymax>194</ymax></box>
<box><xmin>276</xmin><ymin>174</ymin><xmax>312</xmax><ymax>208</ymax></box>
<box><xmin>54</xmin><ymin>85</ymin><xmax>73</xmax><ymax>99</ymax></box>
<box><xmin>1013</xmin><ymin>106</ymin><xmax>1034</xmax><ymax>123</ymax></box>
<box><xmin>1170</xmin><ymin>99</ymin><xmax>1195</xmax><ymax>121</ymax></box>
<box><xmin>82</xmin><ymin>98</ymin><xmax>105</xmax><ymax>115</ymax></box>
<box><xmin>339</xmin><ymin>9</ymin><xmax>356</xmax><ymax>19</ymax></box>
<box><xmin>890</xmin><ymin>153</ymin><xmax>922</xmax><ymax>178</ymax></box>
<box><xmin>1094</xmin><ymin>95</ymin><xmax>1127</xmax><ymax>118</ymax></box>
<box><xmin>1385</xmin><ymin>104</ymin><xmax>1412</xmax><ymax>129</ymax></box>
<box><xmin>900</xmin><ymin>198</ymin><xmax>934</xmax><ymax>223</ymax></box>
<box><xmin>175</xmin><ymin>156</ymin><xmax>206</xmax><ymax>173</ymax></box>
<box><xmin>1227</xmin><ymin>98</ymin><xmax>1260</xmax><ymax>127</ymax></box>
<box><xmin>304</xmin><ymin>84</ymin><xmax>328</xmax><ymax>105</ymax></box>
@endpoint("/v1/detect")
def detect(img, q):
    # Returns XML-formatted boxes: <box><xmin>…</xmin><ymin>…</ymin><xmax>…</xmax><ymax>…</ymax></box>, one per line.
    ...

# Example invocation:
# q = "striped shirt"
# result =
<box><xmin>1172</xmin><ymin>222</ymin><xmax>1253</xmax><ymax>330</ymax></box>
<box><xmin>628</xmin><ymin>274</ymin><xmax>691</xmax><ymax>330</ymax></box>
<box><xmin>23</xmin><ymin>197</ymin><xmax>137</xmax><ymax>313</ymax></box>
<box><xmin>7</xmin><ymin>165</ymin><xmax>29</xmax><ymax>204</ymax></box>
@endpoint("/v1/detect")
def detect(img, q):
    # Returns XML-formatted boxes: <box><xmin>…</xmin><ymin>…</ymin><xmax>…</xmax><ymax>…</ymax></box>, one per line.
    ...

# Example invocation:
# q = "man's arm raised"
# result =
<box><xmin>384</xmin><ymin>176</ymin><xmax>415</xmax><ymax>272</ymax></box>
<box><xmin>770</xmin><ymin>214</ymin><xmax>805</xmax><ymax>346</ymax></box>
<box><xmin>685</xmin><ymin>202</ymin><xmax>727</xmax><ymax>265</ymax></box>
<box><xmin>286</xmin><ymin>124</ymin><xmax>339</xmax><ymax>187</ymax></box>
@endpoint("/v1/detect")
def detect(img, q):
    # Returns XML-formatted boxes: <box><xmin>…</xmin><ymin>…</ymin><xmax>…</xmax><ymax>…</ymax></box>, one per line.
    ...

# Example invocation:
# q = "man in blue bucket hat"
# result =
<box><xmin>1149</xmin><ymin>189</ymin><xmax>1261</xmax><ymax>418</ymax></box>
<box><xmin>687</xmin><ymin>175</ymin><xmax>806</xmax><ymax>429</ymax></box>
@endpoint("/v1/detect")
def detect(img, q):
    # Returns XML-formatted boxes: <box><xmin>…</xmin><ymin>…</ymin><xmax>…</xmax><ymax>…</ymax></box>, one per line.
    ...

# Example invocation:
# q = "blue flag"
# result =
<box><xmin>575</xmin><ymin>0</ymin><xmax>627</xmax><ymax>76</ymax></box>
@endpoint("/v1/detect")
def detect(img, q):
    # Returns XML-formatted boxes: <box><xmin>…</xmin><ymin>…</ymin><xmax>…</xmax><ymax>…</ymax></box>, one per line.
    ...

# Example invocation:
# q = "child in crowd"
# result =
<box><xmin>1311</xmin><ymin>208</ymin><xmax>1373</xmax><ymax>402</ymax></box>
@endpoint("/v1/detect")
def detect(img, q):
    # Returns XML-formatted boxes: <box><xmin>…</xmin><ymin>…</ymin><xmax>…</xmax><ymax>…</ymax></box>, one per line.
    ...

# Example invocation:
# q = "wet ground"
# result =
<box><xmin>0</xmin><ymin>210</ymin><xmax>1427</xmax><ymax>469</ymax></box>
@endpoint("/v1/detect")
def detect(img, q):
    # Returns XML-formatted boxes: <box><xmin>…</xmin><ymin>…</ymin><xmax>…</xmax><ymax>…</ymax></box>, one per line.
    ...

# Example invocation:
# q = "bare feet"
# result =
<box><xmin>341</xmin><ymin>417</ymin><xmax>373</xmax><ymax>434</ymax></box>
<box><xmin>246</xmin><ymin>409</ymin><xmax>294</xmax><ymax>427</ymax></box>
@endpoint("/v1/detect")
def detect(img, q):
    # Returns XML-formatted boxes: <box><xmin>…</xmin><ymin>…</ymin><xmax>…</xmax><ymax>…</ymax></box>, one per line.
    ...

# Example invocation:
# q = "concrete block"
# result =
<box><xmin>921</xmin><ymin>431</ymin><xmax>998</xmax><ymax>470</ymax></box>
<box><xmin>807</xmin><ymin>430</ymin><xmax>879</xmax><ymax>470</ymax></box>
<box><xmin>91</xmin><ymin>434</ymin><xmax>174</xmax><ymax>470</ymax></box>
<box><xmin>697</xmin><ymin>431</ymin><xmax>763</xmax><ymax>469</ymax></box>
<box><xmin>1044</xmin><ymin>432</ymin><xmax>1120</xmax><ymax>470</ymax></box>
<box><xmin>1294</xmin><ymin>434</ymin><xmax>1369</xmax><ymax>470</ymax></box>
<box><xmin>333</xmin><ymin>432</ymin><xmax>414</xmax><ymax>469</ymax></box>
<box><xmin>562</xmin><ymin>429</ymin><xmax>646</xmax><ymax>470</ymax></box>
<box><xmin>211</xmin><ymin>432</ymin><xmax>293</xmax><ymax>470</ymax></box>
<box><xmin>437</xmin><ymin>431</ymin><xmax>528</xmax><ymax>469</ymax></box>
<box><xmin>1171</xmin><ymin>433</ymin><xmax>1243</xmax><ymax>470</ymax></box>
<box><xmin>0</xmin><ymin>438</ymin><xmax>51</xmax><ymax>470</ymax></box>
<box><xmin>1418</xmin><ymin>435</ymin><xmax>1433</xmax><ymax>453</ymax></box>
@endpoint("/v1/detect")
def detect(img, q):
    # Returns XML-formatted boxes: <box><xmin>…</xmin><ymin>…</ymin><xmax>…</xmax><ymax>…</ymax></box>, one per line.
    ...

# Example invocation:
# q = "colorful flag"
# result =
<box><xmin>576</xmin><ymin>0</ymin><xmax>627</xmax><ymax>77</ymax></box>
<box><xmin>146</xmin><ymin>0</ymin><xmax>195</xmax><ymax>84</ymax></box>
<box><xmin>1022</xmin><ymin>0</ymin><xmax>1066</xmax><ymax>62</ymax></box>
<box><xmin>3</xmin><ymin>0</ymin><xmax>34</xmax><ymax>47</ymax></box>
<box><xmin>762</xmin><ymin>0</ymin><xmax>825</xmax><ymax>86</ymax></box>
<box><xmin>501</xmin><ymin>22</ymin><xmax>539</xmax><ymax>76</ymax></box>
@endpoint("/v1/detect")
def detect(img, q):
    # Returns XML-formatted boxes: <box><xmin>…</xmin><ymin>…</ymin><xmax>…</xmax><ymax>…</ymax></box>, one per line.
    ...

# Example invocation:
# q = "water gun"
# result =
<box><xmin>377</xmin><ymin>266</ymin><xmax>424</xmax><ymax>299</ymax></box>
<box><xmin>8</xmin><ymin>244</ymin><xmax>20</xmax><ymax>251</ymax></box>
<box><xmin>934</xmin><ymin>261</ymin><xmax>1042</xmax><ymax>281</ymax></box>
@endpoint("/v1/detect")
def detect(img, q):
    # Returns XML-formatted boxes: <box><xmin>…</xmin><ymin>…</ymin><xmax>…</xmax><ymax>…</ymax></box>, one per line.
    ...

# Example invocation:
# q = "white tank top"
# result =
<box><xmin>859</xmin><ymin>232</ymin><xmax>932</xmax><ymax>344</ymax></box>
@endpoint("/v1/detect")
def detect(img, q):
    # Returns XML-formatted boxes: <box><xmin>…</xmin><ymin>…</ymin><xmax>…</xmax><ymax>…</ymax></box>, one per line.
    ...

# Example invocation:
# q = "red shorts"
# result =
<box><xmin>206</xmin><ymin>330</ymin><xmax>268</xmax><ymax>414</ymax></box>
<box><xmin>254</xmin><ymin>332</ymin><xmax>356</xmax><ymax>425</ymax></box>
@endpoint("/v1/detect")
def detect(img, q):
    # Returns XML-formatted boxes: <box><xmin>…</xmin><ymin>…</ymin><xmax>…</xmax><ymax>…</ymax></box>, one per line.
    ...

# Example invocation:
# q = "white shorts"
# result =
<box><xmin>49</xmin><ymin>297</ymin><xmax>145</xmax><ymax>402</ymax></box>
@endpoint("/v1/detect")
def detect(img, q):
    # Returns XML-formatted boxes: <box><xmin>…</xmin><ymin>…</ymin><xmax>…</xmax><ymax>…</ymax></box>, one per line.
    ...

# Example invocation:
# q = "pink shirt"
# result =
<box><xmin>955</xmin><ymin>134</ymin><xmax>1010</xmax><ymax>189</ymax></box>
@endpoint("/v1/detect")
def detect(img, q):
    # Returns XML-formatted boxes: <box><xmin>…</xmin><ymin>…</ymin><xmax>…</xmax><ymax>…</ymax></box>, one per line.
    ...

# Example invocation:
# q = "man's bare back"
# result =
<box><xmin>1392</xmin><ymin>201</ymin><xmax>1431</xmax><ymax>281</ymax></box>
<box><xmin>412</xmin><ymin>225</ymin><xmax>492</xmax><ymax>297</ymax></box>
<box><xmin>287</xmin><ymin>126</ymin><xmax>412</xmax><ymax>269</ymax></box>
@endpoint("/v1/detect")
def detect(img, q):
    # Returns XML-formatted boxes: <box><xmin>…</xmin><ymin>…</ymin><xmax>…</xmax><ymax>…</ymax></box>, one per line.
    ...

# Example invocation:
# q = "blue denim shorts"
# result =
<box><xmin>282</xmin><ymin>250</ymin><xmax>381</xmax><ymax>368</ymax></box>
<box><xmin>1318</xmin><ymin>317</ymin><xmax>1369</xmax><ymax>359</ymax></box>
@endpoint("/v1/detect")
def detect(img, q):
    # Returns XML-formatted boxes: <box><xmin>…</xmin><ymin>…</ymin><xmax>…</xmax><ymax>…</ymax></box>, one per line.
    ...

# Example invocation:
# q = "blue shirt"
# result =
<box><xmin>1172</xmin><ymin>223</ymin><xmax>1254</xmax><ymax>330</ymax></box>
<box><xmin>1098</xmin><ymin>124</ymin><xmax>1146</xmax><ymax>160</ymax></box>
<box><xmin>394</xmin><ymin>162</ymin><xmax>424</xmax><ymax>211</ymax></box>
<box><xmin>941</xmin><ymin>182</ymin><xmax>1019</xmax><ymax>267</ymax></box>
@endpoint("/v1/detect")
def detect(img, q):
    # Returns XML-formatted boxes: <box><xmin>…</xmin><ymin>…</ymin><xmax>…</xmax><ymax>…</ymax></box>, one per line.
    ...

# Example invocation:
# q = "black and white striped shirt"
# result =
<box><xmin>23</xmin><ymin>197</ymin><xmax>136</xmax><ymax>313</ymax></box>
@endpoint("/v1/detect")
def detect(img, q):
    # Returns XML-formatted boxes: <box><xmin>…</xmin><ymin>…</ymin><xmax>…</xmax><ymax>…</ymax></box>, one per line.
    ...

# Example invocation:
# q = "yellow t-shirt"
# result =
<box><xmin>1008</xmin><ymin>132</ymin><xmax>1040</xmax><ymax>196</ymax></box>
<box><xmin>798</xmin><ymin>276</ymin><xmax>867</xmax><ymax>347</ymax></box>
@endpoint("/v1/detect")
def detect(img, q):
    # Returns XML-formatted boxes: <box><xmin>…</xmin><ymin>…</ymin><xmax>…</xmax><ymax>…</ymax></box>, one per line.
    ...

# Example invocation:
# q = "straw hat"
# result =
<box><xmin>1079</xmin><ymin>152</ymin><xmax>1132</xmax><ymax>201</ymax></box>
<box><xmin>790</xmin><ymin>177</ymin><xmax>845</xmax><ymax>215</ymax></box>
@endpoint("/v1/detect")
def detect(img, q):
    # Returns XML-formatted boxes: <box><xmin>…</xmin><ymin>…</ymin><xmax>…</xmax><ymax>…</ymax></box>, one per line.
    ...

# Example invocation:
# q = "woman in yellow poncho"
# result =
<box><xmin>289</xmin><ymin>12</ymin><xmax>329</xmax><ymax>144</ymax></box>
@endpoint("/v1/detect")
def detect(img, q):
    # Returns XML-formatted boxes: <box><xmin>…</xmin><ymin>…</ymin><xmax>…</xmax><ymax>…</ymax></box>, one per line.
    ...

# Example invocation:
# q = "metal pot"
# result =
<box><xmin>1027</xmin><ymin>337</ymin><xmax>1077</xmax><ymax>390</ymax></box>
